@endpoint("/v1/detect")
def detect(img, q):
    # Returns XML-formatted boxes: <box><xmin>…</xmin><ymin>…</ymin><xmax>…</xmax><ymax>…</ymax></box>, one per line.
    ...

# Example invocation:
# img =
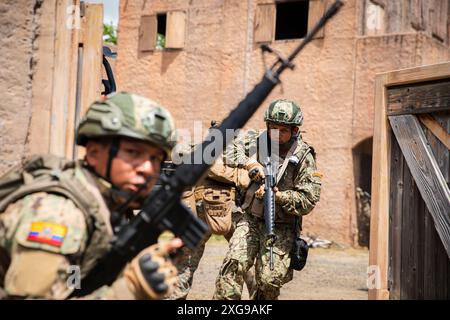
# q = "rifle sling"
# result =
<box><xmin>275</xmin><ymin>140</ymin><xmax>304</xmax><ymax>237</ymax></box>
<box><xmin>276</xmin><ymin>140</ymin><xmax>299</xmax><ymax>184</ymax></box>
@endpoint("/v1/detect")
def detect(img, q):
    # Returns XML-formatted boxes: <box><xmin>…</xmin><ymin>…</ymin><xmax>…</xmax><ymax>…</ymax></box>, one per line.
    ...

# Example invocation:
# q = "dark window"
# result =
<box><xmin>275</xmin><ymin>1</ymin><xmax>309</xmax><ymax>40</ymax></box>
<box><xmin>157</xmin><ymin>13</ymin><xmax>167</xmax><ymax>35</ymax></box>
<box><xmin>156</xmin><ymin>13</ymin><xmax>167</xmax><ymax>49</ymax></box>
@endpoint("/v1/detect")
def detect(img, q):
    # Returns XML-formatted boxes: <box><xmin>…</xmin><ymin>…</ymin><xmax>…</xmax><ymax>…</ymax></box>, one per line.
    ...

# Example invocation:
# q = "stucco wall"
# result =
<box><xmin>116</xmin><ymin>0</ymin><xmax>450</xmax><ymax>245</ymax></box>
<box><xmin>0</xmin><ymin>0</ymin><xmax>43</xmax><ymax>173</ymax></box>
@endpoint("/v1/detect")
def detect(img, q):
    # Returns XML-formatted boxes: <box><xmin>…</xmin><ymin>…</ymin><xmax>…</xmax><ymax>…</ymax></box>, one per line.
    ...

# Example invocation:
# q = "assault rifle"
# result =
<box><xmin>263</xmin><ymin>157</ymin><xmax>276</xmax><ymax>271</ymax></box>
<box><xmin>71</xmin><ymin>0</ymin><xmax>343</xmax><ymax>297</ymax></box>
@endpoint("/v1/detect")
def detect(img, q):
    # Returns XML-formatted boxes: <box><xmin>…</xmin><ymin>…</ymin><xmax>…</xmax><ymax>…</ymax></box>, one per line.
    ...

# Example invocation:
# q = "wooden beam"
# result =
<box><xmin>76</xmin><ymin>3</ymin><xmax>103</xmax><ymax>159</ymax></box>
<box><xmin>29</xmin><ymin>0</ymin><xmax>57</xmax><ymax>155</ymax></box>
<box><xmin>79</xmin><ymin>3</ymin><xmax>103</xmax><ymax>116</ymax></box>
<box><xmin>418</xmin><ymin>114</ymin><xmax>450</xmax><ymax>151</ymax></box>
<box><xmin>385</xmin><ymin>62</ymin><xmax>450</xmax><ymax>87</ymax></box>
<box><xmin>369</xmin><ymin>74</ymin><xmax>390</xmax><ymax>300</ymax></box>
<box><xmin>387</xmin><ymin>79</ymin><xmax>450</xmax><ymax>115</ymax></box>
<box><xmin>65</xmin><ymin>0</ymin><xmax>81</xmax><ymax>160</ymax></box>
<box><xmin>389</xmin><ymin>115</ymin><xmax>450</xmax><ymax>258</ymax></box>
<box><xmin>49</xmin><ymin>0</ymin><xmax>78</xmax><ymax>157</ymax></box>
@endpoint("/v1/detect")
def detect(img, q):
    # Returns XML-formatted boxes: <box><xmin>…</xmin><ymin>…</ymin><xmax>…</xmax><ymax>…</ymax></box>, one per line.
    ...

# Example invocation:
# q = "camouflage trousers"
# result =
<box><xmin>167</xmin><ymin>208</ymin><xmax>257</xmax><ymax>300</ymax></box>
<box><xmin>213</xmin><ymin>212</ymin><xmax>295</xmax><ymax>300</ymax></box>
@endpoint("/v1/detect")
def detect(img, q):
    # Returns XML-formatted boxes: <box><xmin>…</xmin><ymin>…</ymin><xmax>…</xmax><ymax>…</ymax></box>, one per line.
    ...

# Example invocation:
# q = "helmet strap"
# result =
<box><xmin>106</xmin><ymin>138</ymin><xmax>120</xmax><ymax>182</ymax></box>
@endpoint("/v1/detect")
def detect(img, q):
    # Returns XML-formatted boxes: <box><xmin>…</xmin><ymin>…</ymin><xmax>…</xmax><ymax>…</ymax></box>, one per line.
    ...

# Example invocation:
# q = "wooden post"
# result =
<box><xmin>28</xmin><ymin>1</ymin><xmax>103</xmax><ymax>159</ymax></box>
<box><xmin>49</xmin><ymin>0</ymin><xmax>79</xmax><ymax>157</ymax></box>
<box><xmin>369</xmin><ymin>73</ymin><xmax>390</xmax><ymax>300</ymax></box>
<box><xmin>79</xmin><ymin>3</ymin><xmax>103</xmax><ymax>118</ymax></box>
<box><xmin>29</xmin><ymin>0</ymin><xmax>57</xmax><ymax>155</ymax></box>
<box><xmin>65</xmin><ymin>0</ymin><xmax>81</xmax><ymax>159</ymax></box>
<box><xmin>75</xmin><ymin>3</ymin><xmax>103</xmax><ymax>159</ymax></box>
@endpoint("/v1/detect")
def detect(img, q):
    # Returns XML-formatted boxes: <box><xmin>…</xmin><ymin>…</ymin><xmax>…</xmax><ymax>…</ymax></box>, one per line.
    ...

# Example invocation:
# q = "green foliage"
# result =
<box><xmin>103</xmin><ymin>23</ymin><xmax>117</xmax><ymax>45</ymax></box>
<box><xmin>156</xmin><ymin>33</ymin><xmax>166</xmax><ymax>49</ymax></box>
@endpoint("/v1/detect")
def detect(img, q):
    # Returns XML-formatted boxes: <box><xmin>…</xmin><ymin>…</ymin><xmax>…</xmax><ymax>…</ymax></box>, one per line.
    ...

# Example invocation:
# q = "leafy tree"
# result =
<box><xmin>103</xmin><ymin>23</ymin><xmax>117</xmax><ymax>45</ymax></box>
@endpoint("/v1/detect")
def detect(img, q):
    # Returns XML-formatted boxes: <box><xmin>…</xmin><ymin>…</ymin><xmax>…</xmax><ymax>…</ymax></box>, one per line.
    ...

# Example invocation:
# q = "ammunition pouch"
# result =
<box><xmin>207</xmin><ymin>160</ymin><xmax>250</xmax><ymax>190</ymax></box>
<box><xmin>202</xmin><ymin>187</ymin><xmax>233</xmax><ymax>235</ymax></box>
<box><xmin>289</xmin><ymin>216</ymin><xmax>308</xmax><ymax>271</ymax></box>
<box><xmin>289</xmin><ymin>236</ymin><xmax>309</xmax><ymax>271</ymax></box>
<box><xmin>181</xmin><ymin>187</ymin><xmax>197</xmax><ymax>216</ymax></box>
<box><xmin>194</xmin><ymin>182</ymin><xmax>236</xmax><ymax>202</ymax></box>
<box><xmin>242</xmin><ymin>182</ymin><xmax>264</xmax><ymax>218</ymax></box>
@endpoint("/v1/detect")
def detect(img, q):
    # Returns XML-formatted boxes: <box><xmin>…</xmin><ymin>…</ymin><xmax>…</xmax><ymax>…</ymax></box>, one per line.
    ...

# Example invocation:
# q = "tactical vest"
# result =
<box><xmin>0</xmin><ymin>154</ymin><xmax>113</xmax><ymax>295</ymax></box>
<box><xmin>243</xmin><ymin>133</ymin><xmax>314</xmax><ymax>225</ymax></box>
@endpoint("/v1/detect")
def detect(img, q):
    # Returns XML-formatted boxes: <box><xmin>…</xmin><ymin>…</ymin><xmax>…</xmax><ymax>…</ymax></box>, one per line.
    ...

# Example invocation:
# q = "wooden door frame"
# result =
<box><xmin>369</xmin><ymin>62</ymin><xmax>450</xmax><ymax>300</ymax></box>
<box><xmin>29</xmin><ymin>0</ymin><xmax>103</xmax><ymax>159</ymax></box>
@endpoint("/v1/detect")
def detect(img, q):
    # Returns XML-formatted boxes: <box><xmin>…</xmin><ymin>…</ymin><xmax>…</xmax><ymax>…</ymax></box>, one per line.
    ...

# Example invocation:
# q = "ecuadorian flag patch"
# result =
<box><xmin>27</xmin><ymin>222</ymin><xmax>67</xmax><ymax>247</ymax></box>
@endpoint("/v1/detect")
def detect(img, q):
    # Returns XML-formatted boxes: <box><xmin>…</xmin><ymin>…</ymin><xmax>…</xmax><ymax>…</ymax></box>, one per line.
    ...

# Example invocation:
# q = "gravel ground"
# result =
<box><xmin>187</xmin><ymin>238</ymin><xmax>369</xmax><ymax>300</ymax></box>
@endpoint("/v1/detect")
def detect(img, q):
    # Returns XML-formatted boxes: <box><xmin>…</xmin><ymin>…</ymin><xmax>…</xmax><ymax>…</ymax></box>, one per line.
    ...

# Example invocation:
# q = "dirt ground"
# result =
<box><xmin>187</xmin><ymin>238</ymin><xmax>369</xmax><ymax>300</ymax></box>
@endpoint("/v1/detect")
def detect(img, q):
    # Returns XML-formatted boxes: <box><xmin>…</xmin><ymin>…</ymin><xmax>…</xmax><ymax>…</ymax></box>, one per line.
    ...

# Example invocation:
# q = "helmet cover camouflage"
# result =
<box><xmin>76</xmin><ymin>92</ymin><xmax>177</xmax><ymax>155</ymax></box>
<box><xmin>264</xmin><ymin>99</ymin><xmax>303</xmax><ymax>126</ymax></box>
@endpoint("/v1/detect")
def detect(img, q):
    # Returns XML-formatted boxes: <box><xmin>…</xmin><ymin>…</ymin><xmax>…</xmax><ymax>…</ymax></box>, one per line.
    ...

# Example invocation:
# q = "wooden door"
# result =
<box><xmin>370</xmin><ymin>63</ymin><xmax>450</xmax><ymax>300</ymax></box>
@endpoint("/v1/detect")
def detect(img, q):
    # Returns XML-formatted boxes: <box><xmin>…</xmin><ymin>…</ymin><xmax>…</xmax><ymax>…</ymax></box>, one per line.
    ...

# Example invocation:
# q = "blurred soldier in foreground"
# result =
<box><xmin>0</xmin><ymin>92</ymin><xmax>181</xmax><ymax>299</ymax></box>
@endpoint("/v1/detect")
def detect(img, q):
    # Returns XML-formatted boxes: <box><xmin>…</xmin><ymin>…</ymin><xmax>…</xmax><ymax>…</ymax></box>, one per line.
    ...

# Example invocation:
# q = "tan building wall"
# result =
<box><xmin>0</xmin><ymin>0</ymin><xmax>42</xmax><ymax>173</ymax></box>
<box><xmin>116</xmin><ymin>0</ymin><xmax>450</xmax><ymax>245</ymax></box>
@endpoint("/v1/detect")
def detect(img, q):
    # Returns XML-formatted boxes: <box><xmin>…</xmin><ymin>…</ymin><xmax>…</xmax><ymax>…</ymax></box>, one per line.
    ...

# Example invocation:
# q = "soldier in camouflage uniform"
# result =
<box><xmin>213</xmin><ymin>99</ymin><xmax>322</xmax><ymax>300</ymax></box>
<box><xmin>167</xmin><ymin>145</ymin><xmax>257</xmax><ymax>300</ymax></box>
<box><xmin>0</xmin><ymin>92</ymin><xmax>182</xmax><ymax>299</ymax></box>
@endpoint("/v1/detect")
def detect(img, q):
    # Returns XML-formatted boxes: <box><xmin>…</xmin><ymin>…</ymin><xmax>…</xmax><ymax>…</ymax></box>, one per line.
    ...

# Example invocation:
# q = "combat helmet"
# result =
<box><xmin>76</xmin><ymin>92</ymin><xmax>177</xmax><ymax>156</ymax></box>
<box><xmin>264</xmin><ymin>99</ymin><xmax>303</xmax><ymax>126</ymax></box>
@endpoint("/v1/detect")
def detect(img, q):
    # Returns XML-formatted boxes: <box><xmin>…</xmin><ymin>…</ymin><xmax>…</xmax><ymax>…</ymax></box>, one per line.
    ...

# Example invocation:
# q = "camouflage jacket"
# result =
<box><xmin>223</xmin><ymin>130</ymin><xmax>322</xmax><ymax>224</ymax></box>
<box><xmin>0</xmin><ymin>160</ymin><xmax>137</xmax><ymax>299</ymax></box>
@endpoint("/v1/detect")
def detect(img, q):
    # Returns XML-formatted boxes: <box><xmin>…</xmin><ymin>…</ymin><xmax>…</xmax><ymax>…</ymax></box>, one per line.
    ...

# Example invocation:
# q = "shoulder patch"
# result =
<box><xmin>312</xmin><ymin>171</ymin><xmax>323</xmax><ymax>179</ymax></box>
<box><xmin>27</xmin><ymin>221</ymin><xmax>67</xmax><ymax>247</ymax></box>
<box><xmin>14</xmin><ymin>193</ymin><xmax>87</xmax><ymax>254</ymax></box>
